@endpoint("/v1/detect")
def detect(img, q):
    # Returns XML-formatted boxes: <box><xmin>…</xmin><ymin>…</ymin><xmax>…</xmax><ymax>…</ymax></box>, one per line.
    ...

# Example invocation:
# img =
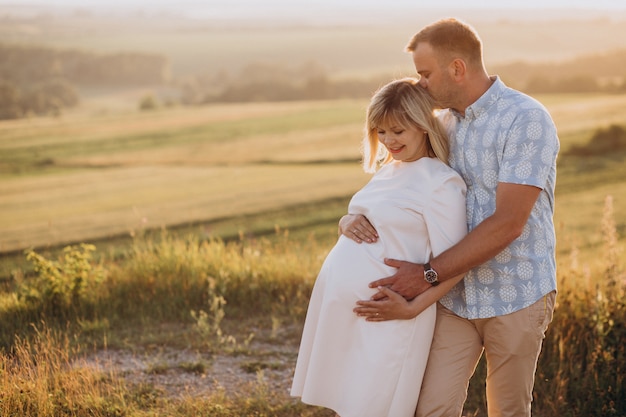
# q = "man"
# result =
<box><xmin>344</xmin><ymin>18</ymin><xmax>559</xmax><ymax>416</ymax></box>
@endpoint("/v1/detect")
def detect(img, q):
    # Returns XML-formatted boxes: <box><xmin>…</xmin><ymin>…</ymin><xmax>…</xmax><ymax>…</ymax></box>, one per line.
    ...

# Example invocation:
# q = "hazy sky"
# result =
<box><xmin>4</xmin><ymin>0</ymin><xmax>626</xmax><ymax>10</ymax></box>
<box><xmin>4</xmin><ymin>0</ymin><xmax>626</xmax><ymax>23</ymax></box>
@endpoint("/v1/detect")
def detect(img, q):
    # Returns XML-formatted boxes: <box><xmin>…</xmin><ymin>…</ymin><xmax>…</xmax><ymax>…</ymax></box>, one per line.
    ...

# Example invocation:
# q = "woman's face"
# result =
<box><xmin>376</xmin><ymin>122</ymin><xmax>428</xmax><ymax>162</ymax></box>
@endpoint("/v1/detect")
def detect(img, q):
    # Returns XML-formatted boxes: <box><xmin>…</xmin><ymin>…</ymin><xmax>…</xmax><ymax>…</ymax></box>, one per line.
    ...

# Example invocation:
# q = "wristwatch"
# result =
<box><xmin>424</xmin><ymin>262</ymin><xmax>439</xmax><ymax>286</ymax></box>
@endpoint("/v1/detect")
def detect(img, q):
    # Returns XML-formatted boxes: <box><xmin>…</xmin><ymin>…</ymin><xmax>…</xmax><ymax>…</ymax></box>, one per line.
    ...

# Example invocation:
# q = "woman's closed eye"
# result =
<box><xmin>377</xmin><ymin>129</ymin><xmax>404</xmax><ymax>135</ymax></box>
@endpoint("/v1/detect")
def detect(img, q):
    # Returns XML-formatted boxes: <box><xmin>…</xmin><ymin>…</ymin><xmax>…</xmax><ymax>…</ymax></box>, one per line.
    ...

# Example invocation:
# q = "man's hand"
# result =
<box><xmin>338</xmin><ymin>214</ymin><xmax>378</xmax><ymax>244</ymax></box>
<box><xmin>369</xmin><ymin>258</ymin><xmax>430</xmax><ymax>300</ymax></box>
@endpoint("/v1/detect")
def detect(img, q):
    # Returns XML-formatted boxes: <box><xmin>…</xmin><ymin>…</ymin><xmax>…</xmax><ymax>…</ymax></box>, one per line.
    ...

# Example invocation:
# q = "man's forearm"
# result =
<box><xmin>431</xmin><ymin>183</ymin><xmax>541</xmax><ymax>282</ymax></box>
<box><xmin>430</xmin><ymin>211</ymin><xmax>524</xmax><ymax>283</ymax></box>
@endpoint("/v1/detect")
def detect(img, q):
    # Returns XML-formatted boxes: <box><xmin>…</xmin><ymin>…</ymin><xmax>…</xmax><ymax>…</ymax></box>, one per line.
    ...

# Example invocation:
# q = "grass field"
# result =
<box><xmin>0</xmin><ymin>100</ymin><xmax>369</xmax><ymax>253</ymax></box>
<box><xmin>1</xmin><ymin>93</ymin><xmax>626</xmax><ymax>257</ymax></box>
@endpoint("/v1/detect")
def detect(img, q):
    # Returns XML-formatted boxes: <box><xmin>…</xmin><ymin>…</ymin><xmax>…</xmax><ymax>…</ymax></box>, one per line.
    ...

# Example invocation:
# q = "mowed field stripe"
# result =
<box><xmin>0</xmin><ymin>164</ymin><xmax>369</xmax><ymax>252</ymax></box>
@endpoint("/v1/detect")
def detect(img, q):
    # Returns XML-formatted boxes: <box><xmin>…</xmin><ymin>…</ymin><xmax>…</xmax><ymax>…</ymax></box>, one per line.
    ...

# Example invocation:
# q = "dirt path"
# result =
<box><xmin>76</xmin><ymin>328</ymin><xmax>300</xmax><ymax>400</ymax></box>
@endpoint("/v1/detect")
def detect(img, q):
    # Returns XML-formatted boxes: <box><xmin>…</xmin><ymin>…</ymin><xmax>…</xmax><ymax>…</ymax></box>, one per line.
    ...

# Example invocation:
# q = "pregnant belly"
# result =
<box><xmin>318</xmin><ymin>236</ymin><xmax>395</xmax><ymax>303</ymax></box>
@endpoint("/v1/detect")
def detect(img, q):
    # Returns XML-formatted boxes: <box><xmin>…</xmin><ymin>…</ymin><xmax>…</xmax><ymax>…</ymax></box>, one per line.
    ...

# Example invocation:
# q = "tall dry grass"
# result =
<box><xmin>0</xmin><ymin>326</ymin><xmax>129</xmax><ymax>416</ymax></box>
<box><xmin>534</xmin><ymin>195</ymin><xmax>625</xmax><ymax>416</ymax></box>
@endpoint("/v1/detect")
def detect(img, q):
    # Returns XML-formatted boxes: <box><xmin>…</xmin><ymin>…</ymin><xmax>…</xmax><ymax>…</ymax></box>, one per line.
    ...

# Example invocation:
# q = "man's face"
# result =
<box><xmin>411</xmin><ymin>42</ymin><xmax>456</xmax><ymax>109</ymax></box>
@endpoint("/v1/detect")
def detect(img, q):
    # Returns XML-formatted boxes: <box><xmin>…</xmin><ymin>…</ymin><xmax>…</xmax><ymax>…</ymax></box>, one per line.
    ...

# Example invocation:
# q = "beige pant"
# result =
<box><xmin>415</xmin><ymin>291</ymin><xmax>556</xmax><ymax>417</ymax></box>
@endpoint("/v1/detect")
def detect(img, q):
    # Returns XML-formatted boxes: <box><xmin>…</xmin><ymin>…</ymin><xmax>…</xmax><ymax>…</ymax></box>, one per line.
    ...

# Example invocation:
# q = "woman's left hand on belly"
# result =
<box><xmin>339</xmin><ymin>214</ymin><xmax>379</xmax><ymax>244</ymax></box>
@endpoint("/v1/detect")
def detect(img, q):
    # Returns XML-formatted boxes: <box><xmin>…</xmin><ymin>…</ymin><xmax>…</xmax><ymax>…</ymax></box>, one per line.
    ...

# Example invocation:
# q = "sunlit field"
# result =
<box><xmin>0</xmin><ymin>100</ymin><xmax>369</xmax><ymax>253</ymax></box>
<box><xmin>1</xmin><ymin>93</ymin><xmax>625</xmax><ymax>256</ymax></box>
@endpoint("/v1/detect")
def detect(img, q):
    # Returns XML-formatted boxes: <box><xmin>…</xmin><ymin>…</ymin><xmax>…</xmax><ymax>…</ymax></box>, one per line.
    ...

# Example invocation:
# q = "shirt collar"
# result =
<box><xmin>451</xmin><ymin>76</ymin><xmax>504</xmax><ymax>121</ymax></box>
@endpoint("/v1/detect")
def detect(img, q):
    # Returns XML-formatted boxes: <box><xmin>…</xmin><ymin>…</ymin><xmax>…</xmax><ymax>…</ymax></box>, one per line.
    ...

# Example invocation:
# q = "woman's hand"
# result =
<box><xmin>353</xmin><ymin>286</ymin><xmax>417</xmax><ymax>321</ymax></box>
<box><xmin>338</xmin><ymin>214</ymin><xmax>378</xmax><ymax>243</ymax></box>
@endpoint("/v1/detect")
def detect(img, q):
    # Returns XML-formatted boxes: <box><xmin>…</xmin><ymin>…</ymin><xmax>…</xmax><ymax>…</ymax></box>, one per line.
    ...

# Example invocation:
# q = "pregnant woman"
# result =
<box><xmin>290</xmin><ymin>77</ymin><xmax>468</xmax><ymax>417</ymax></box>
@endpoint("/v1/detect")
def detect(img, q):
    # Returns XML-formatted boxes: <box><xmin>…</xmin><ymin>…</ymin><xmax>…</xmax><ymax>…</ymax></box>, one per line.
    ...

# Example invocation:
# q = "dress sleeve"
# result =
<box><xmin>423</xmin><ymin>172</ymin><xmax>468</xmax><ymax>257</ymax></box>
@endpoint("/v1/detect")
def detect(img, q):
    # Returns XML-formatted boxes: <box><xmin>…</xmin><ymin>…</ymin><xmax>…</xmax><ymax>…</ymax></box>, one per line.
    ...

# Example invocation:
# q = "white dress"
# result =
<box><xmin>291</xmin><ymin>158</ymin><xmax>467</xmax><ymax>417</ymax></box>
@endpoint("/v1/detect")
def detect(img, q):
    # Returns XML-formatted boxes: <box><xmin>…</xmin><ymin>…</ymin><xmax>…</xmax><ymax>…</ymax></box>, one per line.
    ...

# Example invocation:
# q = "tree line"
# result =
<box><xmin>171</xmin><ymin>50</ymin><xmax>626</xmax><ymax>107</ymax></box>
<box><xmin>2</xmin><ymin>42</ymin><xmax>626</xmax><ymax>120</ymax></box>
<box><xmin>174</xmin><ymin>61</ymin><xmax>391</xmax><ymax>106</ymax></box>
<box><xmin>0</xmin><ymin>43</ymin><xmax>168</xmax><ymax>119</ymax></box>
<box><xmin>494</xmin><ymin>49</ymin><xmax>626</xmax><ymax>94</ymax></box>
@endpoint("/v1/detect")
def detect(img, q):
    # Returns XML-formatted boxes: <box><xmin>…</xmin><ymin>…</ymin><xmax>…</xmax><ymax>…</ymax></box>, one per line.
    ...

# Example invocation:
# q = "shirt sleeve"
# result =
<box><xmin>423</xmin><ymin>172</ymin><xmax>468</xmax><ymax>258</ymax></box>
<box><xmin>499</xmin><ymin>106</ymin><xmax>560</xmax><ymax>189</ymax></box>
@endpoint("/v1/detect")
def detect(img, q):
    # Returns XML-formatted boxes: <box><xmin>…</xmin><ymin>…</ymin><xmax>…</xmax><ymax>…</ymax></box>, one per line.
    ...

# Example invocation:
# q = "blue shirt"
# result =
<box><xmin>439</xmin><ymin>77</ymin><xmax>560</xmax><ymax>319</ymax></box>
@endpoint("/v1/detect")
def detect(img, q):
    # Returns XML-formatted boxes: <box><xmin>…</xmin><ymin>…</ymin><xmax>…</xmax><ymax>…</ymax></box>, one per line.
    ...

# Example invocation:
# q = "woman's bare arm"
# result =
<box><xmin>353</xmin><ymin>272</ymin><xmax>465</xmax><ymax>321</ymax></box>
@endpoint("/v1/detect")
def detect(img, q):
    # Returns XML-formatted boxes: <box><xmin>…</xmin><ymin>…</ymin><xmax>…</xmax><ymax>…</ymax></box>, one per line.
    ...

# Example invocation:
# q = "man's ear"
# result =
<box><xmin>449</xmin><ymin>58</ymin><xmax>466</xmax><ymax>80</ymax></box>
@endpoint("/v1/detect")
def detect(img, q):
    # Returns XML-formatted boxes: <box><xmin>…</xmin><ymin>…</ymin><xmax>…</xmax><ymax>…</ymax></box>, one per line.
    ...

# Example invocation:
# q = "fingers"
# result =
<box><xmin>342</xmin><ymin>214</ymin><xmax>378</xmax><ymax>243</ymax></box>
<box><xmin>383</xmin><ymin>258</ymin><xmax>404</xmax><ymax>268</ymax></box>
<box><xmin>354</xmin><ymin>287</ymin><xmax>409</xmax><ymax>321</ymax></box>
<box><xmin>353</xmin><ymin>304</ymin><xmax>389</xmax><ymax>321</ymax></box>
<box><xmin>353</xmin><ymin>292</ymin><xmax>396</xmax><ymax>321</ymax></box>
<box><xmin>370</xmin><ymin>291</ymin><xmax>387</xmax><ymax>301</ymax></box>
<box><xmin>376</xmin><ymin>285</ymin><xmax>403</xmax><ymax>300</ymax></box>
<box><xmin>368</xmin><ymin>276</ymin><xmax>396</xmax><ymax>289</ymax></box>
<box><xmin>353</xmin><ymin>219</ymin><xmax>378</xmax><ymax>243</ymax></box>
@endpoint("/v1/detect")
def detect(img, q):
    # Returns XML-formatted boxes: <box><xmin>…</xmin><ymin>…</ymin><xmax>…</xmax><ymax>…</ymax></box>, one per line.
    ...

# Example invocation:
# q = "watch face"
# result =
<box><xmin>425</xmin><ymin>270</ymin><xmax>438</xmax><ymax>283</ymax></box>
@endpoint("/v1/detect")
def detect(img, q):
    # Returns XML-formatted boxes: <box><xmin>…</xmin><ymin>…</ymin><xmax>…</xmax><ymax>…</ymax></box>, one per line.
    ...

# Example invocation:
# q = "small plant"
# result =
<box><xmin>240</xmin><ymin>360</ymin><xmax>283</xmax><ymax>374</ymax></box>
<box><xmin>178</xmin><ymin>361</ymin><xmax>207</xmax><ymax>375</ymax></box>
<box><xmin>191</xmin><ymin>276</ymin><xmax>254</xmax><ymax>352</ymax></box>
<box><xmin>18</xmin><ymin>243</ymin><xmax>105</xmax><ymax>319</ymax></box>
<box><xmin>146</xmin><ymin>361</ymin><xmax>170</xmax><ymax>375</ymax></box>
<box><xmin>191</xmin><ymin>277</ymin><xmax>233</xmax><ymax>346</ymax></box>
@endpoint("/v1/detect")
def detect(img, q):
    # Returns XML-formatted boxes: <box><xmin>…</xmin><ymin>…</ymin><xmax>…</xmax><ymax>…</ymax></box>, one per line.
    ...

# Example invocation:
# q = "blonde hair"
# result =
<box><xmin>362</xmin><ymin>77</ymin><xmax>449</xmax><ymax>173</ymax></box>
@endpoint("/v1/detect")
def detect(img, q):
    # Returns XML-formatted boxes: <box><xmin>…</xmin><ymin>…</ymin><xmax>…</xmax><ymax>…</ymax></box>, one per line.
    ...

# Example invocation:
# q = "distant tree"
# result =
<box><xmin>180</xmin><ymin>79</ymin><xmax>202</xmax><ymax>105</ymax></box>
<box><xmin>589</xmin><ymin>124</ymin><xmax>626</xmax><ymax>153</ymax></box>
<box><xmin>303</xmin><ymin>75</ymin><xmax>332</xmax><ymax>100</ymax></box>
<box><xmin>525</xmin><ymin>74</ymin><xmax>601</xmax><ymax>94</ymax></box>
<box><xmin>567</xmin><ymin>124</ymin><xmax>626</xmax><ymax>156</ymax></box>
<box><xmin>0</xmin><ymin>80</ymin><xmax>22</xmax><ymax>120</ymax></box>
<box><xmin>38</xmin><ymin>79</ymin><xmax>79</xmax><ymax>107</ymax></box>
<box><xmin>554</xmin><ymin>75</ymin><xmax>598</xmax><ymax>93</ymax></box>
<box><xmin>19</xmin><ymin>80</ymin><xmax>79</xmax><ymax>117</ymax></box>
<box><xmin>139</xmin><ymin>94</ymin><xmax>158</xmax><ymax>111</ymax></box>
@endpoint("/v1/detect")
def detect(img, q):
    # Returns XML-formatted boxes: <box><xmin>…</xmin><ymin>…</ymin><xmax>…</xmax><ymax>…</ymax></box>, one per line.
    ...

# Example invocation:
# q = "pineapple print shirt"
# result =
<box><xmin>438</xmin><ymin>76</ymin><xmax>560</xmax><ymax>319</ymax></box>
